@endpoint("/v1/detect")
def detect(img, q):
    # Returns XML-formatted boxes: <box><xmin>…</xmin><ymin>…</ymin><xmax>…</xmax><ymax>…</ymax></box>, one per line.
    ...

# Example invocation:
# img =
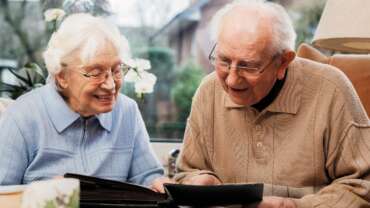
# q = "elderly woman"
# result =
<box><xmin>0</xmin><ymin>13</ymin><xmax>170</xmax><ymax>192</ymax></box>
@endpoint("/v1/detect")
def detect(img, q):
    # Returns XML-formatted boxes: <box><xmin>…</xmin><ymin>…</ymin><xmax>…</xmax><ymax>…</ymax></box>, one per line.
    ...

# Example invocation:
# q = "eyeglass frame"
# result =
<box><xmin>61</xmin><ymin>62</ymin><xmax>131</xmax><ymax>84</ymax></box>
<box><xmin>208</xmin><ymin>43</ymin><xmax>280</xmax><ymax>76</ymax></box>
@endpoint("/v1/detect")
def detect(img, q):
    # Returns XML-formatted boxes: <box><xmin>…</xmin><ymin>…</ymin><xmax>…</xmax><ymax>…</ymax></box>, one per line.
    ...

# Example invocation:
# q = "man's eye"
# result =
<box><xmin>238</xmin><ymin>61</ymin><xmax>255</xmax><ymax>68</ymax></box>
<box><xmin>217</xmin><ymin>58</ymin><xmax>230</xmax><ymax>66</ymax></box>
<box><xmin>219</xmin><ymin>61</ymin><xmax>229</xmax><ymax>66</ymax></box>
<box><xmin>238</xmin><ymin>62</ymin><xmax>249</xmax><ymax>68</ymax></box>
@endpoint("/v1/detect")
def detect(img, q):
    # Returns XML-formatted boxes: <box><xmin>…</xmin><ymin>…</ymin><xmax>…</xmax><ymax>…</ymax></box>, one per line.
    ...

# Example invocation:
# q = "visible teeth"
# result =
<box><xmin>96</xmin><ymin>95</ymin><xmax>112</xmax><ymax>100</ymax></box>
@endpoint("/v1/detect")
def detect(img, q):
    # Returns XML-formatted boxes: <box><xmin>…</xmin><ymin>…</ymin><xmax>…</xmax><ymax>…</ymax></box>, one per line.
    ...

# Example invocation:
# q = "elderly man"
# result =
<box><xmin>0</xmin><ymin>13</ymin><xmax>171</xmax><ymax>193</ymax></box>
<box><xmin>175</xmin><ymin>0</ymin><xmax>370</xmax><ymax>207</ymax></box>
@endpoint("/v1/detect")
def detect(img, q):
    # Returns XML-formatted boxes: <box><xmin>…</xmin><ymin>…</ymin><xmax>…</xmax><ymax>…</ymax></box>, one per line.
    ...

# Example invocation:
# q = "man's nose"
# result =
<box><xmin>225</xmin><ymin>68</ymin><xmax>243</xmax><ymax>87</ymax></box>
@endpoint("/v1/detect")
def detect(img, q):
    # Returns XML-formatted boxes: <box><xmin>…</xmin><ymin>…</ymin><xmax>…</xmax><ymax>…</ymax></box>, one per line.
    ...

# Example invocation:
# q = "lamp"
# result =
<box><xmin>312</xmin><ymin>0</ymin><xmax>370</xmax><ymax>53</ymax></box>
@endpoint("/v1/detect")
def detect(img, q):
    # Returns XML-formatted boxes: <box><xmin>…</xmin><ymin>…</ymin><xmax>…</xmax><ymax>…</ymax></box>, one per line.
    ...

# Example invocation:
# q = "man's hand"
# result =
<box><xmin>250</xmin><ymin>196</ymin><xmax>296</xmax><ymax>208</ymax></box>
<box><xmin>150</xmin><ymin>176</ymin><xmax>175</xmax><ymax>193</ymax></box>
<box><xmin>183</xmin><ymin>174</ymin><xmax>222</xmax><ymax>185</ymax></box>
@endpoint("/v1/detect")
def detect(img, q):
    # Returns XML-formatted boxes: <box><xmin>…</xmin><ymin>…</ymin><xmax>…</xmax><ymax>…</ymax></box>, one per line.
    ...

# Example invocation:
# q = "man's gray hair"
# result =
<box><xmin>210</xmin><ymin>0</ymin><xmax>296</xmax><ymax>54</ymax></box>
<box><xmin>43</xmin><ymin>13</ymin><xmax>131</xmax><ymax>82</ymax></box>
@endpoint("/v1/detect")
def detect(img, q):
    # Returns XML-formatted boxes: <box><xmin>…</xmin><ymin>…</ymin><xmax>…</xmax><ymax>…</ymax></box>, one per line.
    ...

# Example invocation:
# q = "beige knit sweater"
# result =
<box><xmin>175</xmin><ymin>57</ymin><xmax>370</xmax><ymax>207</ymax></box>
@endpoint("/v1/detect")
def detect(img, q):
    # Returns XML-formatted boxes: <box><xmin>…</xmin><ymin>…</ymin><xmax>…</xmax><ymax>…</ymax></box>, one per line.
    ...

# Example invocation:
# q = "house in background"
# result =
<box><xmin>150</xmin><ymin>0</ymin><xmax>294</xmax><ymax>73</ymax></box>
<box><xmin>150</xmin><ymin>0</ymin><xmax>232</xmax><ymax>73</ymax></box>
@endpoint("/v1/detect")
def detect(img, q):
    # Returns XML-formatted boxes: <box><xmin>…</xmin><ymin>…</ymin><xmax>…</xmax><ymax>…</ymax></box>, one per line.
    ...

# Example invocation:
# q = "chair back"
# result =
<box><xmin>297</xmin><ymin>43</ymin><xmax>370</xmax><ymax>117</ymax></box>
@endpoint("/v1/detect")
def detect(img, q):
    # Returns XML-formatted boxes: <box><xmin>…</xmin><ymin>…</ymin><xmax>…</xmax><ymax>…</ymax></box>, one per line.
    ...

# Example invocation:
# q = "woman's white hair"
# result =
<box><xmin>210</xmin><ymin>0</ymin><xmax>296</xmax><ymax>54</ymax></box>
<box><xmin>43</xmin><ymin>13</ymin><xmax>131</xmax><ymax>83</ymax></box>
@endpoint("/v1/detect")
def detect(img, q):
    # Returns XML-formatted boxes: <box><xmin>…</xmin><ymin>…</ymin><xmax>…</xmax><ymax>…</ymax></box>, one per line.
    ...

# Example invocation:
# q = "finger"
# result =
<box><xmin>53</xmin><ymin>175</ymin><xmax>64</xmax><ymax>179</ymax></box>
<box><xmin>150</xmin><ymin>183</ymin><xmax>165</xmax><ymax>193</ymax></box>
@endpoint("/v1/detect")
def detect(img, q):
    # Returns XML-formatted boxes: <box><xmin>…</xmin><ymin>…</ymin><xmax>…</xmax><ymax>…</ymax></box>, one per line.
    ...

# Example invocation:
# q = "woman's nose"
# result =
<box><xmin>101</xmin><ymin>72</ymin><xmax>116</xmax><ymax>90</ymax></box>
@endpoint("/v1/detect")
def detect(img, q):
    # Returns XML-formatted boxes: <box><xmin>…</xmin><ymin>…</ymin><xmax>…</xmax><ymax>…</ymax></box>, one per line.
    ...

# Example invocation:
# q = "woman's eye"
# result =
<box><xmin>89</xmin><ymin>69</ymin><xmax>104</xmax><ymax>76</ymax></box>
<box><xmin>113</xmin><ymin>64</ymin><xmax>121</xmax><ymax>71</ymax></box>
<box><xmin>113</xmin><ymin>69</ymin><xmax>121</xmax><ymax>75</ymax></box>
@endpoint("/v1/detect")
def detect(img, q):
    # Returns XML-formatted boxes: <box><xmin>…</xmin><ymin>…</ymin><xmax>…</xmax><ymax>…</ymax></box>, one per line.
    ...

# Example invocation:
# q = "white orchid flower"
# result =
<box><xmin>44</xmin><ymin>9</ymin><xmax>66</xmax><ymax>22</ymax></box>
<box><xmin>124</xmin><ymin>58</ymin><xmax>156</xmax><ymax>95</ymax></box>
<box><xmin>134</xmin><ymin>72</ymin><xmax>157</xmax><ymax>94</ymax></box>
<box><xmin>124</xmin><ymin>70</ymin><xmax>140</xmax><ymax>82</ymax></box>
<box><xmin>135</xmin><ymin>59</ymin><xmax>151</xmax><ymax>71</ymax></box>
<box><xmin>135</xmin><ymin>81</ymin><xmax>155</xmax><ymax>94</ymax></box>
<box><xmin>126</xmin><ymin>58</ymin><xmax>151</xmax><ymax>72</ymax></box>
<box><xmin>135</xmin><ymin>82</ymin><xmax>154</xmax><ymax>94</ymax></box>
<box><xmin>140</xmin><ymin>71</ymin><xmax>157</xmax><ymax>85</ymax></box>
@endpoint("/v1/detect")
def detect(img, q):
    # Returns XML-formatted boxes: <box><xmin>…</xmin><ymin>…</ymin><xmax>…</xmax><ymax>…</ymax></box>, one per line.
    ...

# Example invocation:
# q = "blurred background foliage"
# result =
<box><xmin>0</xmin><ymin>0</ymin><xmax>113</xmax><ymax>98</ymax></box>
<box><xmin>172</xmin><ymin>61</ymin><xmax>204</xmax><ymax>123</ymax></box>
<box><xmin>123</xmin><ymin>47</ymin><xmax>177</xmax><ymax>138</ymax></box>
<box><xmin>292</xmin><ymin>0</ymin><xmax>325</xmax><ymax>48</ymax></box>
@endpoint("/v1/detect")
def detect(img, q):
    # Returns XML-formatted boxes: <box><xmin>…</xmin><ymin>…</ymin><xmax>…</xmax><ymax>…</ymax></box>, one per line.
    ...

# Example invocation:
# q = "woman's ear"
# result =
<box><xmin>277</xmin><ymin>50</ymin><xmax>295</xmax><ymax>80</ymax></box>
<box><xmin>55</xmin><ymin>70</ymin><xmax>69</xmax><ymax>90</ymax></box>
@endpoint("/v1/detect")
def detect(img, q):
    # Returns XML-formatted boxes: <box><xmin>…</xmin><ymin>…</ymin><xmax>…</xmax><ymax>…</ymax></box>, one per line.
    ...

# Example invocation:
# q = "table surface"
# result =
<box><xmin>0</xmin><ymin>192</ymin><xmax>22</xmax><ymax>208</ymax></box>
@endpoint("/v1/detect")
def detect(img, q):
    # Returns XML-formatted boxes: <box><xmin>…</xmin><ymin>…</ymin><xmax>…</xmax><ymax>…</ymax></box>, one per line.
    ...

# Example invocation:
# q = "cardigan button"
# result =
<box><xmin>256</xmin><ymin>142</ymin><xmax>263</xmax><ymax>148</ymax></box>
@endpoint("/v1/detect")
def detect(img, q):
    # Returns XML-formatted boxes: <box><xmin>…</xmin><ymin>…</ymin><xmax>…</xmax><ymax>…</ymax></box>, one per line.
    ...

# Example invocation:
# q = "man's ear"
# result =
<box><xmin>55</xmin><ymin>70</ymin><xmax>69</xmax><ymax>89</ymax></box>
<box><xmin>277</xmin><ymin>50</ymin><xmax>295</xmax><ymax>80</ymax></box>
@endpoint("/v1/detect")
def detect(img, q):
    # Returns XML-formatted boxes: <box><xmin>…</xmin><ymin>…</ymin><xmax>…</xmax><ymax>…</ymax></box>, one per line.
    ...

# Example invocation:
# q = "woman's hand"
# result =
<box><xmin>150</xmin><ymin>176</ymin><xmax>175</xmax><ymax>193</ymax></box>
<box><xmin>183</xmin><ymin>174</ymin><xmax>222</xmax><ymax>185</ymax></box>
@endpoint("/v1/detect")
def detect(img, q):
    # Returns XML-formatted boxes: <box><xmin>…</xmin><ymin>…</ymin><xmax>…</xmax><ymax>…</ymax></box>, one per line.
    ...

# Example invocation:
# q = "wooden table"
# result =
<box><xmin>0</xmin><ymin>192</ymin><xmax>22</xmax><ymax>208</ymax></box>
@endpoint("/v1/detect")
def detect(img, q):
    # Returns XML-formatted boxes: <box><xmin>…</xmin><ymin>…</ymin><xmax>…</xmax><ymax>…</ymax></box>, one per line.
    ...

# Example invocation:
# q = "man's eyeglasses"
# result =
<box><xmin>63</xmin><ymin>63</ymin><xmax>131</xmax><ymax>84</ymax></box>
<box><xmin>208</xmin><ymin>44</ymin><xmax>279</xmax><ymax>77</ymax></box>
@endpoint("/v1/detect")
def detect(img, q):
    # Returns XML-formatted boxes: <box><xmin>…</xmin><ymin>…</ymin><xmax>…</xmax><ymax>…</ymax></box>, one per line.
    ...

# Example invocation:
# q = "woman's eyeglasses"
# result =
<box><xmin>63</xmin><ymin>63</ymin><xmax>131</xmax><ymax>84</ymax></box>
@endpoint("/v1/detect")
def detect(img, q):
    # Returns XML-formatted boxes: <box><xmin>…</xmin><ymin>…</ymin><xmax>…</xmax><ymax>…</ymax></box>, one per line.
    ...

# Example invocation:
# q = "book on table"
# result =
<box><xmin>64</xmin><ymin>173</ymin><xmax>263</xmax><ymax>208</ymax></box>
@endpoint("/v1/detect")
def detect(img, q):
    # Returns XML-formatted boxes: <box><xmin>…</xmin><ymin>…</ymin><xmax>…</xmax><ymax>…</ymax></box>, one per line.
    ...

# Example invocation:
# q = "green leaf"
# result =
<box><xmin>26</xmin><ymin>63</ymin><xmax>47</xmax><ymax>82</ymax></box>
<box><xmin>6</xmin><ymin>68</ymin><xmax>29</xmax><ymax>85</ymax></box>
<box><xmin>44</xmin><ymin>200</ymin><xmax>56</xmax><ymax>208</ymax></box>
<box><xmin>0</xmin><ymin>63</ymin><xmax>48</xmax><ymax>98</ymax></box>
<box><xmin>0</xmin><ymin>81</ymin><xmax>24</xmax><ymax>90</ymax></box>
<box><xmin>25</xmin><ymin>68</ymin><xmax>34</xmax><ymax>86</ymax></box>
<box><xmin>67</xmin><ymin>189</ymin><xmax>80</xmax><ymax>208</ymax></box>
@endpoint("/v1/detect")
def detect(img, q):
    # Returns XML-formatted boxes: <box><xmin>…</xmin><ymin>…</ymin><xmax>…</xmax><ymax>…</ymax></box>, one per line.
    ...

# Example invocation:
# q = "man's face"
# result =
<box><xmin>215</xmin><ymin>42</ymin><xmax>280</xmax><ymax>106</ymax></box>
<box><xmin>215</xmin><ymin>10</ymin><xmax>284</xmax><ymax>106</ymax></box>
<box><xmin>57</xmin><ymin>43</ymin><xmax>123</xmax><ymax>117</ymax></box>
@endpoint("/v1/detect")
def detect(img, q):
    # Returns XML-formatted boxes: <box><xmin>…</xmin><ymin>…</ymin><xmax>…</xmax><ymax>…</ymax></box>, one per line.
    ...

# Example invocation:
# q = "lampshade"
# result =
<box><xmin>312</xmin><ymin>0</ymin><xmax>370</xmax><ymax>53</ymax></box>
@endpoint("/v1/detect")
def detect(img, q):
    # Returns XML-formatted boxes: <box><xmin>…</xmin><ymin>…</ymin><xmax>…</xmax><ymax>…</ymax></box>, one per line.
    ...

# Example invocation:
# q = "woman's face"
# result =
<box><xmin>56</xmin><ymin>43</ymin><xmax>123</xmax><ymax>117</ymax></box>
